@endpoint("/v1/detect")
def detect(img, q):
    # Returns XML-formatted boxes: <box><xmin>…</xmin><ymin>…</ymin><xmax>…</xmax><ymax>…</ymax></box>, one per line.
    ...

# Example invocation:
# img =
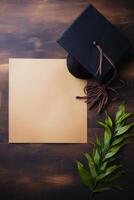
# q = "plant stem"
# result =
<box><xmin>90</xmin><ymin>192</ymin><xmax>95</xmax><ymax>200</ymax></box>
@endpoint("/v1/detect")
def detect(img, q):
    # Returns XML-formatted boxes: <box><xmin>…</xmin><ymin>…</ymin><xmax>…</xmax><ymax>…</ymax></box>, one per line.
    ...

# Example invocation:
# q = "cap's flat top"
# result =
<box><xmin>58</xmin><ymin>4</ymin><xmax>129</xmax><ymax>80</ymax></box>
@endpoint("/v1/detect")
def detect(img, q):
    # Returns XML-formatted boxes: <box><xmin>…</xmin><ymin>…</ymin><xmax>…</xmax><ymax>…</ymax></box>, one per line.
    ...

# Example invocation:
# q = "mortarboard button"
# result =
<box><xmin>93</xmin><ymin>40</ymin><xmax>97</xmax><ymax>46</ymax></box>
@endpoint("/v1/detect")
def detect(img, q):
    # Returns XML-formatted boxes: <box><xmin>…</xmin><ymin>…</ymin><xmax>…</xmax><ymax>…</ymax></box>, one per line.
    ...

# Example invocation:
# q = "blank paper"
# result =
<box><xmin>9</xmin><ymin>59</ymin><xmax>87</xmax><ymax>143</ymax></box>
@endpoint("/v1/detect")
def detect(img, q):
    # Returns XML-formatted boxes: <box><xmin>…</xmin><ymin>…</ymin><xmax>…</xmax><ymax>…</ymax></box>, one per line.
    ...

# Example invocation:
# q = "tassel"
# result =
<box><xmin>76</xmin><ymin>79</ymin><xmax>126</xmax><ymax>114</ymax></box>
<box><xmin>76</xmin><ymin>41</ymin><xmax>126</xmax><ymax>114</ymax></box>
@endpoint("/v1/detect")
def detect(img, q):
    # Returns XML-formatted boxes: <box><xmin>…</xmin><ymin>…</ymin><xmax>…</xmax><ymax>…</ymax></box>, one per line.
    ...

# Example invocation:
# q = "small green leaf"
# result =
<box><xmin>84</xmin><ymin>152</ymin><xmax>97</xmax><ymax>178</ymax></box>
<box><xmin>112</xmin><ymin>136</ymin><xmax>124</xmax><ymax>146</ymax></box>
<box><xmin>108</xmin><ymin>156</ymin><xmax>119</xmax><ymax>163</ymax></box>
<box><xmin>124</xmin><ymin>133</ymin><xmax>134</xmax><ymax>139</ymax></box>
<box><xmin>100</xmin><ymin>161</ymin><xmax>107</xmax><ymax>172</ymax></box>
<box><xmin>76</xmin><ymin>161</ymin><xmax>93</xmax><ymax>190</ymax></box>
<box><xmin>115</xmin><ymin>122</ymin><xmax>134</xmax><ymax>136</ymax></box>
<box><xmin>93</xmin><ymin>186</ymin><xmax>111</xmax><ymax>192</ymax></box>
<box><xmin>96</xmin><ymin>136</ymin><xmax>101</xmax><ymax>148</ymax></box>
<box><xmin>117</xmin><ymin>112</ymin><xmax>133</xmax><ymax>124</ymax></box>
<box><xmin>112</xmin><ymin>133</ymin><xmax>134</xmax><ymax>146</ymax></box>
<box><xmin>93</xmin><ymin>145</ymin><xmax>100</xmax><ymax>167</ymax></box>
<box><xmin>112</xmin><ymin>184</ymin><xmax>124</xmax><ymax>190</ymax></box>
<box><xmin>103</xmin><ymin>126</ymin><xmax>112</xmax><ymax>151</ymax></box>
<box><xmin>103</xmin><ymin>170</ymin><xmax>125</xmax><ymax>183</ymax></box>
<box><xmin>115</xmin><ymin>104</ymin><xmax>125</xmax><ymax>122</ymax></box>
<box><xmin>96</xmin><ymin>165</ymin><xmax>121</xmax><ymax>182</ymax></box>
<box><xmin>104</xmin><ymin>145</ymin><xmax>122</xmax><ymax>160</ymax></box>
<box><xmin>105</xmin><ymin>112</ymin><xmax>113</xmax><ymax>128</ymax></box>
<box><xmin>98</xmin><ymin>121</ymin><xmax>107</xmax><ymax>128</ymax></box>
<box><xmin>104</xmin><ymin>140</ymin><xmax>131</xmax><ymax>160</ymax></box>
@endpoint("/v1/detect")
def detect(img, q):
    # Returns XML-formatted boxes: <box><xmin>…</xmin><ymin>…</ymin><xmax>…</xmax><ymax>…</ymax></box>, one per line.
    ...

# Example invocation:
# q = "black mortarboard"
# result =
<box><xmin>57</xmin><ymin>4</ymin><xmax>130</xmax><ymax>84</ymax></box>
<box><xmin>57</xmin><ymin>4</ymin><xmax>130</xmax><ymax>113</ymax></box>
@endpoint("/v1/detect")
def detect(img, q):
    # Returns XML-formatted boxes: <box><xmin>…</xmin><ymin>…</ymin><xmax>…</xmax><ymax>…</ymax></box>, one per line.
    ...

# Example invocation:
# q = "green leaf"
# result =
<box><xmin>112</xmin><ymin>133</ymin><xmax>134</xmax><ymax>146</ymax></box>
<box><xmin>100</xmin><ymin>161</ymin><xmax>107</xmax><ymax>172</ymax></box>
<box><xmin>103</xmin><ymin>156</ymin><xmax>120</xmax><ymax>168</ymax></box>
<box><xmin>117</xmin><ymin>112</ymin><xmax>133</xmax><ymax>124</ymax></box>
<box><xmin>112</xmin><ymin>184</ymin><xmax>124</xmax><ymax>190</ymax></box>
<box><xmin>96</xmin><ymin>136</ymin><xmax>105</xmax><ymax>155</ymax></box>
<box><xmin>105</xmin><ymin>112</ymin><xmax>113</xmax><ymax>128</ymax></box>
<box><xmin>93</xmin><ymin>145</ymin><xmax>100</xmax><ymax>167</ymax></box>
<box><xmin>93</xmin><ymin>186</ymin><xmax>111</xmax><ymax>193</ymax></box>
<box><xmin>124</xmin><ymin>133</ymin><xmax>134</xmax><ymax>139</ymax></box>
<box><xmin>98</xmin><ymin>121</ymin><xmax>107</xmax><ymax>128</ymax></box>
<box><xmin>115</xmin><ymin>122</ymin><xmax>134</xmax><ymax>136</ymax></box>
<box><xmin>95</xmin><ymin>184</ymin><xmax>123</xmax><ymax>192</ymax></box>
<box><xmin>103</xmin><ymin>170</ymin><xmax>125</xmax><ymax>183</ymax></box>
<box><xmin>104</xmin><ymin>140</ymin><xmax>131</xmax><ymax>160</ymax></box>
<box><xmin>84</xmin><ymin>152</ymin><xmax>97</xmax><ymax>178</ymax></box>
<box><xmin>96</xmin><ymin>136</ymin><xmax>101</xmax><ymax>148</ymax></box>
<box><xmin>104</xmin><ymin>144</ymin><xmax>123</xmax><ymax>160</ymax></box>
<box><xmin>96</xmin><ymin>165</ymin><xmax>121</xmax><ymax>182</ymax></box>
<box><xmin>112</xmin><ymin>136</ymin><xmax>124</xmax><ymax>146</ymax></box>
<box><xmin>76</xmin><ymin>161</ymin><xmax>93</xmax><ymax>190</ymax></box>
<box><xmin>100</xmin><ymin>156</ymin><xmax>119</xmax><ymax>172</ymax></box>
<box><xmin>103</xmin><ymin>126</ymin><xmax>112</xmax><ymax>151</ymax></box>
<box><xmin>115</xmin><ymin>104</ymin><xmax>125</xmax><ymax>122</ymax></box>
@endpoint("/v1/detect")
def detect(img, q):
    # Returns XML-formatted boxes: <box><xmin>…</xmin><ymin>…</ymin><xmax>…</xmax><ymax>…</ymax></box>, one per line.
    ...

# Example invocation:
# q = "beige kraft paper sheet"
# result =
<box><xmin>9</xmin><ymin>59</ymin><xmax>87</xmax><ymax>143</ymax></box>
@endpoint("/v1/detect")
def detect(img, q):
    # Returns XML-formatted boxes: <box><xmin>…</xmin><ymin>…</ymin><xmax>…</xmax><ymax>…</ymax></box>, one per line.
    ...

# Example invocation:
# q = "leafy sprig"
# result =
<box><xmin>77</xmin><ymin>105</ymin><xmax>134</xmax><ymax>194</ymax></box>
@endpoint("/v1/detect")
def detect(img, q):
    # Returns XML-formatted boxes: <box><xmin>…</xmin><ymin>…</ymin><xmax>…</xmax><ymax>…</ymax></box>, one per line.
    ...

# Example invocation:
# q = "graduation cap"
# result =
<box><xmin>57</xmin><ymin>4</ymin><xmax>130</xmax><ymax>113</ymax></box>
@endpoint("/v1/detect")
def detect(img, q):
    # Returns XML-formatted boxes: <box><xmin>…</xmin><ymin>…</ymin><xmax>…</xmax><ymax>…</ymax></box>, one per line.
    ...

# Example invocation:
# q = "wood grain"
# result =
<box><xmin>0</xmin><ymin>0</ymin><xmax>134</xmax><ymax>199</ymax></box>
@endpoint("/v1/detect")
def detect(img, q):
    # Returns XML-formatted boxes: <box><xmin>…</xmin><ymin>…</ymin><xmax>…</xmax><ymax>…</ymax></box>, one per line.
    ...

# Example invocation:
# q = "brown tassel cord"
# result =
<box><xmin>76</xmin><ymin>42</ymin><xmax>126</xmax><ymax>114</ymax></box>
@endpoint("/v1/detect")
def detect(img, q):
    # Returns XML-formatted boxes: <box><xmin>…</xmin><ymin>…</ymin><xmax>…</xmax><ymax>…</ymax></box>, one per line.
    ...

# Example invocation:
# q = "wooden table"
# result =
<box><xmin>0</xmin><ymin>0</ymin><xmax>134</xmax><ymax>199</ymax></box>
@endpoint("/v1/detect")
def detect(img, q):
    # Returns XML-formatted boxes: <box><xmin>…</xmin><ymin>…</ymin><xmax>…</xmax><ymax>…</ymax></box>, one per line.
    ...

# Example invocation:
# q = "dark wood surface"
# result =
<box><xmin>0</xmin><ymin>0</ymin><xmax>134</xmax><ymax>199</ymax></box>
